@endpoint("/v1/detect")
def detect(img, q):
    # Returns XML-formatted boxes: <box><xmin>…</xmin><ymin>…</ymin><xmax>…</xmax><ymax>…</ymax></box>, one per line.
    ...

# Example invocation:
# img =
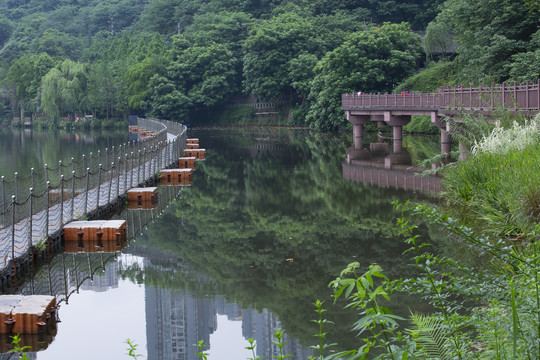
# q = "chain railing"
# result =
<box><xmin>0</xmin><ymin>118</ymin><xmax>187</xmax><ymax>273</ymax></box>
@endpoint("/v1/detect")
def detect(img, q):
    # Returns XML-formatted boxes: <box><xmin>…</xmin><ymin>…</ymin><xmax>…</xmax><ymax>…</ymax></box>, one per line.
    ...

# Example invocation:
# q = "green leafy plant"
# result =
<box><xmin>126</xmin><ymin>339</ymin><xmax>143</xmax><ymax>359</ymax></box>
<box><xmin>9</xmin><ymin>334</ymin><xmax>31</xmax><ymax>360</ymax></box>
<box><xmin>195</xmin><ymin>340</ymin><xmax>209</xmax><ymax>360</ymax></box>
<box><xmin>246</xmin><ymin>338</ymin><xmax>265</xmax><ymax>360</ymax></box>
<box><xmin>309</xmin><ymin>300</ymin><xmax>335</xmax><ymax>360</ymax></box>
<box><xmin>272</xmin><ymin>329</ymin><xmax>292</xmax><ymax>360</ymax></box>
<box><xmin>328</xmin><ymin>263</ymin><xmax>410</xmax><ymax>359</ymax></box>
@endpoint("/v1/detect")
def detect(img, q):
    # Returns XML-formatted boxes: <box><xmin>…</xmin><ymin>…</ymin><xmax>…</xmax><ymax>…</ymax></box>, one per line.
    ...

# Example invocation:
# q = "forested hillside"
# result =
<box><xmin>0</xmin><ymin>0</ymin><xmax>537</xmax><ymax>129</ymax></box>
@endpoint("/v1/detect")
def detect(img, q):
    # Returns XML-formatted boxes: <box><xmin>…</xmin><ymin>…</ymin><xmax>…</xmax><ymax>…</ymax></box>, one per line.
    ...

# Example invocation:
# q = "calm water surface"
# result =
<box><xmin>0</xmin><ymin>127</ymin><xmax>443</xmax><ymax>359</ymax></box>
<box><xmin>0</xmin><ymin>127</ymin><xmax>128</xmax><ymax>178</ymax></box>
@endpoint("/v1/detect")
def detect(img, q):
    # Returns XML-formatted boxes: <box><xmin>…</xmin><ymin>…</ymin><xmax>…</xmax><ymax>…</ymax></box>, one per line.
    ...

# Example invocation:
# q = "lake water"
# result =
<box><xmin>0</xmin><ymin>127</ymin><xmax>443</xmax><ymax>359</ymax></box>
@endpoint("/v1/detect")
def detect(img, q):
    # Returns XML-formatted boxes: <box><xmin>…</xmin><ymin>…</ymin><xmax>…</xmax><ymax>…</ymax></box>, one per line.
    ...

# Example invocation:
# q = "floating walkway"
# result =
<box><xmin>0</xmin><ymin>118</ymin><xmax>187</xmax><ymax>277</ymax></box>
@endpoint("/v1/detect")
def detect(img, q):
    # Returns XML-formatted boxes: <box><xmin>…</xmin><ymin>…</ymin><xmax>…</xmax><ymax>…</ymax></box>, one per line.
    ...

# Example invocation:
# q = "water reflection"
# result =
<box><xmin>0</xmin><ymin>127</ymin><xmax>128</xmax><ymax>178</ymax></box>
<box><xmin>344</xmin><ymin>136</ymin><xmax>442</xmax><ymax>194</ymax></box>
<box><xmin>0</xmin><ymin>128</ymin><xmax>443</xmax><ymax>359</ymax></box>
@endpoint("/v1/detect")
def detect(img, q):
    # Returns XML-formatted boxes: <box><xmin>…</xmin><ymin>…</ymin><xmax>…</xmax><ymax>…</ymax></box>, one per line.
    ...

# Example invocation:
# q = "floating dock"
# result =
<box><xmin>127</xmin><ymin>187</ymin><xmax>158</xmax><ymax>203</ymax></box>
<box><xmin>184</xmin><ymin>149</ymin><xmax>206</xmax><ymax>160</ymax></box>
<box><xmin>178</xmin><ymin>157</ymin><xmax>196</xmax><ymax>170</ymax></box>
<box><xmin>63</xmin><ymin>220</ymin><xmax>128</xmax><ymax>253</ymax></box>
<box><xmin>160</xmin><ymin>169</ymin><xmax>193</xmax><ymax>186</ymax></box>
<box><xmin>0</xmin><ymin>295</ymin><xmax>56</xmax><ymax>333</ymax></box>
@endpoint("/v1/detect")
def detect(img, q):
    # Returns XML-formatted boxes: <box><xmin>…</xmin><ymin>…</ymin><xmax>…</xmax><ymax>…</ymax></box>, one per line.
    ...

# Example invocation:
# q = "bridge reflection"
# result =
<box><xmin>343</xmin><ymin>138</ymin><xmax>442</xmax><ymax>194</ymax></box>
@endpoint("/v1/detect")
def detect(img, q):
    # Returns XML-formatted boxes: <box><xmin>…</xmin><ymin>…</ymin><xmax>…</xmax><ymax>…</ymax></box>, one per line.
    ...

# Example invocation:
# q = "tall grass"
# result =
<box><xmin>443</xmin><ymin>114</ymin><xmax>540</xmax><ymax>237</ymax></box>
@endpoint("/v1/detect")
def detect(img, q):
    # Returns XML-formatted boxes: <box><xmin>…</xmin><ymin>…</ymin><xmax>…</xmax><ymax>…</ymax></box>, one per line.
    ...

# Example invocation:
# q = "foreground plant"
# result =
<box><xmin>9</xmin><ymin>334</ymin><xmax>31</xmax><ymax>360</ymax></box>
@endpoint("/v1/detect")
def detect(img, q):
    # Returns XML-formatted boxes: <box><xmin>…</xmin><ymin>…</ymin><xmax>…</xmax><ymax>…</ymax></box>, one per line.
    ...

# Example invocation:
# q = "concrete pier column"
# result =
<box><xmin>384</xmin><ymin>112</ymin><xmax>410</xmax><ymax>155</ymax></box>
<box><xmin>353</xmin><ymin>123</ymin><xmax>364</xmax><ymax>149</ymax></box>
<box><xmin>459</xmin><ymin>142</ymin><xmax>470</xmax><ymax>161</ymax></box>
<box><xmin>393</xmin><ymin>126</ymin><xmax>403</xmax><ymax>154</ymax></box>
<box><xmin>441</xmin><ymin>129</ymin><xmax>451</xmax><ymax>155</ymax></box>
<box><xmin>346</xmin><ymin>113</ymin><xmax>370</xmax><ymax>149</ymax></box>
<box><xmin>431</xmin><ymin>112</ymin><xmax>451</xmax><ymax>158</ymax></box>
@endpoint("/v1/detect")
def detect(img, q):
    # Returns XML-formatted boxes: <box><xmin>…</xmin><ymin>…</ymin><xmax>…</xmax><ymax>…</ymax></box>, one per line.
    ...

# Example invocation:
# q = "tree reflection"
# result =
<box><xmin>121</xmin><ymin>129</ymin><xmax>441</xmax><ymax>351</ymax></box>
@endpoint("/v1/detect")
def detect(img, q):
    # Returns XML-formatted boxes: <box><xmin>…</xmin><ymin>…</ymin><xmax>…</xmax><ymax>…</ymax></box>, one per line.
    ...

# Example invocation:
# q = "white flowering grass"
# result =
<box><xmin>471</xmin><ymin>114</ymin><xmax>540</xmax><ymax>155</ymax></box>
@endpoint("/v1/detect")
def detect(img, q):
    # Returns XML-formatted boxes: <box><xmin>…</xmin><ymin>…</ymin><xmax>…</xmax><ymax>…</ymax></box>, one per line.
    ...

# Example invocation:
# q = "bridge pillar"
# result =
<box><xmin>459</xmin><ymin>142</ymin><xmax>470</xmax><ymax>161</ymax></box>
<box><xmin>346</xmin><ymin>113</ymin><xmax>370</xmax><ymax>149</ymax></box>
<box><xmin>384</xmin><ymin>112</ymin><xmax>410</xmax><ymax>154</ymax></box>
<box><xmin>371</xmin><ymin>115</ymin><xmax>385</xmax><ymax>128</ymax></box>
<box><xmin>431</xmin><ymin>113</ymin><xmax>451</xmax><ymax>156</ymax></box>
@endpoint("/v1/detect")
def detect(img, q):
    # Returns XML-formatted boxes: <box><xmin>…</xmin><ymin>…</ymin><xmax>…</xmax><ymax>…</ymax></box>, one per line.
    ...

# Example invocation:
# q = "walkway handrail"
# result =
<box><xmin>342</xmin><ymin>80</ymin><xmax>540</xmax><ymax>113</ymax></box>
<box><xmin>0</xmin><ymin>118</ymin><xmax>187</xmax><ymax>272</ymax></box>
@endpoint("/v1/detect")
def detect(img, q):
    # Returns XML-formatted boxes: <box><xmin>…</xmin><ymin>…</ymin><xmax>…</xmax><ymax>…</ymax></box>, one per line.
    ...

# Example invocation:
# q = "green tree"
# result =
<box><xmin>146</xmin><ymin>75</ymin><xmax>191</xmax><ymax>121</ymax></box>
<box><xmin>242</xmin><ymin>11</ymin><xmax>321</xmax><ymax>100</ymax></box>
<box><xmin>4</xmin><ymin>53</ymin><xmax>57</xmax><ymax>119</ymax></box>
<box><xmin>433</xmin><ymin>0</ymin><xmax>539</xmax><ymax>83</ymax></box>
<box><xmin>41</xmin><ymin>59</ymin><xmax>88</xmax><ymax>119</ymax></box>
<box><xmin>0</xmin><ymin>13</ymin><xmax>13</xmax><ymax>48</ymax></box>
<box><xmin>306</xmin><ymin>23</ymin><xmax>423</xmax><ymax>130</ymax></box>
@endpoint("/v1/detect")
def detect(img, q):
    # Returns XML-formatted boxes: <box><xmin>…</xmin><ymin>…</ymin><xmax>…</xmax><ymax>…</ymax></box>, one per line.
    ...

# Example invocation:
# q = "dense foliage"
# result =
<box><xmin>0</xmin><ymin>0</ymin><xmax>537</xmax><ymax>128</ymax></box>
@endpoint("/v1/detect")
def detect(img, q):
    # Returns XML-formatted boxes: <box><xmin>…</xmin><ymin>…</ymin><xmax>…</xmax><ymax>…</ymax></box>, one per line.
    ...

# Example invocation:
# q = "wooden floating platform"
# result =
<box><xmin>160</xmin><ymin>169</ymin><xmax>193</xmax><ymax>186</ymax></box>
<box><xmin>0</xmin><ymin>295</ymin><xmax>56</xmax><ymax>334</ymax></box>
<box><xmin>63</xmin><ymin>237</ymin><xmax>127</xmax><ymax>253</ymax></box>
<box><xmin>178</xmin><ymin>157</ymin><xmax>196</xmax><ymax>170</ymax></box>
<box><xmin>63</xmin><ymin>220</ymin><xmax>128</xmax><ymax>253</ymax></box>
<box><xmin>186</xmin><ymin>143</ymin><xmax>199</xmax><ymax>149</ymax></box>
<box><xmin>187</xmin><ymin>138</ymin><xmax>199</xmax><ymax>144</ymax></box>
<box><xmin>184</xmin><ymin>149</ymin><xmax>206</xmax><ymax>160</ymax></box>
<box><xmin>127</xmin><ymin>187</ymin><xmax>158</xmax><ymax>203</ymax></box>
<box><xmin>63</xmin><ymin>220</ymin><xmax>127</xmax><ymax>242</ymax></box>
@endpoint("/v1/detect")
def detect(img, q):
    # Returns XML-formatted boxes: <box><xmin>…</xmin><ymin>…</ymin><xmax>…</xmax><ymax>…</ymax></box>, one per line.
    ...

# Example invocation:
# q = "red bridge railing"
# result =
<box><xmin>342</xmin><ymin>80</ymin><xmax>540</xmax><ymax>113</ymax></box>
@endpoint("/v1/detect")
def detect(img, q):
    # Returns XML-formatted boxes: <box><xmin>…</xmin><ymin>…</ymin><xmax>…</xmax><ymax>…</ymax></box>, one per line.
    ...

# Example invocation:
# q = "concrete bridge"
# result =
<box><xmin>342</xmin><ymin>80</ymin><xmax>540</xmax><ymax>156</ymax></box>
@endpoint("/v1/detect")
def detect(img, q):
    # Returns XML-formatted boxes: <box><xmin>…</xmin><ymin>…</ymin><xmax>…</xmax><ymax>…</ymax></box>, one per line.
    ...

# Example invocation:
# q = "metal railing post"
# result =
<box><xmin>142</xmin><ymin>149</ymin><xmax>146</xmax><ymax>184</ymax></box>
<box><xmin>97</xmin><ymin>164</ymin><xmax>102</xmax><ymax>209</ymax></box>
<box><xmin>124</xmin><ymin>154</ymin><xmax>128</xmax><ymax>193</ymax></box>
<box><xmin>82</xmin><ymin>154</ymin><xmax>86</xmax><ymax>173</ymax></box>
<box><xmin>60</xmin><ymin>175</ymin><xmax>64</xmax><ymax>227</ymax></box>
<box><xmin>85</xmin><ymin>168</ymin><xmax>90</xmax><ymax>213</ymax></box>
<box><xmin>28</xmin><ymin>188</ymin><xmax>33</xmax><ymax>252</ymax></box>
<box><xmin>105</xmin><ymin>148</ymin><xmax>108</xmax><ymax>168</ymax></box>
<box><xmin>58</xmin><ymin>160</ymin><xmax>62</xmax><ymax>181</ymax></box>
<box><xmin>11</xmin><ymin>195</ymin><xmax>15</xmax><ymax>267</ymax></box>
<box><xmin>137</xmin><ymin>150</ymin><xmax>141</xmax><ymax>185</ymax></box>
<box><xmin>71</xmin><ymin>171</ymin><xmax>75</xmax><ymax>221</ymax></box>
<box><xmin>130</xmin><ymin>152</ymin><xmax>134</xmax><ymax>188</ymax></box>
<box><xmin>31</xmin><ymin>168</ymin><xmax>35</xmax><ymax>191</ymax></box>
<box><xmin>14</xmin><ymin>172</ymin><xmax>18</xmax><ymax>202</ymax></box>
<box><xmin>46</xmin><ymin>181</ymin><xmax>50</xmax><ymax>235</ymax></box>
<box><xmin>117</xmin><ymin>157</ymin><xmax>121</xmax><ymax>198</ymax></box>
<box><xmin>108</xmin><ymin>162</ymin><xmax>114</xmax><ymax>205</ymax></box>
<box><xmin>1</xmin><ymin>176</ymin><xmax>5</xmax><ymax>215</ymax></box>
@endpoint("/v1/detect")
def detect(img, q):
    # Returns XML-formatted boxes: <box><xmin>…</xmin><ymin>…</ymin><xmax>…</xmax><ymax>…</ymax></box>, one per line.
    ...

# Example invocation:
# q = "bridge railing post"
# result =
<box><xmin>28</xmin><ymin>188</ymin><xmax>33</xmax><ymax>254</ymax></box>
<box><xmin>14</xmin><ymin>172</ymin><xmax>18</xmax><ymax>203</ymax></box>
<box><xmin>97</xmin><ymin>164</ymin><xmax>102</xmax><ymax>209</ymax></box>
<box><xmin>46</xmin><ymin>181</ymin><xmax>50</xmax><ymax>235</ymax></box>
<box><xmin>135</xmin><ymin>150</ymin><xmax>139</xmax><ymax>185</ymax></box>
<box><xmin>85</xmin><ymin>168</ymin><xmax>90</xmax><ymax>213</ymax></box>
<box><xmin>71</xmin><ymin>171</ymin><xmax>75</xmax><ymax>221</ymax></box>
<box><xmin>1</xmin><ymin>176</ymin><xmax>5</xmax><ymax>223</ymax></box>
<box><xmin>108</xmin><ymin>162</ymin><xmax>114</xmax><ymax>205</ymax></box>
<box><xmin>117</xmin><ymin>156</ymin><xmax>121</xmax><ymax>199</ymax></box>
<box><xmin>11</xmin><ymin>195</ymin><xmax>15</xmax><ymax>268</ymax></box>
<box><xmin>60</xmin><ymin>175</ymin><xmax>64</xmax><ymax>228</ymax></box>
<box><xmin>125</xmin><ymin>154</ymin><xmax>129</xmax><ymax>193</ymax></box>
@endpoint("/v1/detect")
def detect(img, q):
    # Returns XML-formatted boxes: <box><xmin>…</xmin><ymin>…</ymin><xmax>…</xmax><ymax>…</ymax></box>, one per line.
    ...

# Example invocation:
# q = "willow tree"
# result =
<box><xmin>41</xmin><ymin>59</ymin><xmax>88</xmax><ymax>119</ymax></box>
